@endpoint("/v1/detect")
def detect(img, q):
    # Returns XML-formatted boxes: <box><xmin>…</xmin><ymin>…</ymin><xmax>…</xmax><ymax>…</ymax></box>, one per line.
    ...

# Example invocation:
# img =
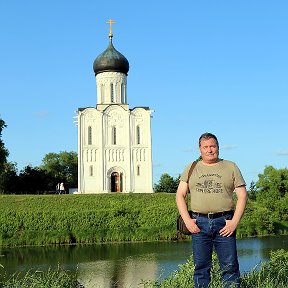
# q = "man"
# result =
<box><xmin>176</xmin><ymin>132</ymin><xmax>247</xmax><ymax>288</ymax></box>
<box><xmin>56</xmin><ymin>183</ymin><xmax>60</xmax><ymax>194</ymax></box>
<box><xmin>59</xmin><ymin>182</ymin><xmax>65</xmax><ymax>194</ymax></box>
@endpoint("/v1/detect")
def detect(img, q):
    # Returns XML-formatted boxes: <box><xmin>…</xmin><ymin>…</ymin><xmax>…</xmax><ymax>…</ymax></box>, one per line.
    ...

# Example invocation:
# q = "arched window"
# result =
<box><xmin>121</xmin><ymin>83</ymin><xmax>125</xmax><ymax>103</ymax></box>
<box><xmin>88</xmin><ymin>126</ymin><xmax>92</xmax><ymax>145</ymax></box>
<box><xmin>112</xmin><ymin>126</ymin><xmax>117</xmax><ymax>145</ymax></box>
<box><xmin>137</xmin><ymin>165</ymin><xmax>140</xmax><ymax>176</ymax></box>
<box><xmin>101</xmin><ymin>84</ymin><xmax>105</xmax><ymax>103</ymax></box>
<box><xmin>89</xmin><ymin>165</ymin><xmax>93</xmax><ymax>176</ymax></box>
<box><xmin>110</xmin><ymin>83</ymin><xmax>114</xmax><ymax>102</ymax></box>
<box><xmin>136</xmin><ymin>125</ymin><xmax>140</xmax><ymax>145</ymax></box>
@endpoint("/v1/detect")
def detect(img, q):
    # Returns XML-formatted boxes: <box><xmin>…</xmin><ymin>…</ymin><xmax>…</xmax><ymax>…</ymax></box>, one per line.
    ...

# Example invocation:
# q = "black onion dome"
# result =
<box><xmin>93</xmin><ymin>38</ymin><xmax>129</xmax><ymax>75</ymax></box>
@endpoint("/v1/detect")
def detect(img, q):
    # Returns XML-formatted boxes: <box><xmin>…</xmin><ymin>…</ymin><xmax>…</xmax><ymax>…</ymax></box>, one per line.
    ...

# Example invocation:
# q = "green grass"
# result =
<box><xmin>0</xmin><ymin>266</ymin><xmax>81</xmax><ymax>288</ymax></box>
<box><xmin>142</xmin><ymin>249</ymin><xmax>288</xmax><ymax>288</ymax></box>
<box><xmin>0</xmin><ymin>194</ymin><xmax>287</xmax><ymax>247</ymax></box>
<box><xmin>0</xmin><ymin>194</ymin><xmax>179</xmax><ymax>246</ymax></box>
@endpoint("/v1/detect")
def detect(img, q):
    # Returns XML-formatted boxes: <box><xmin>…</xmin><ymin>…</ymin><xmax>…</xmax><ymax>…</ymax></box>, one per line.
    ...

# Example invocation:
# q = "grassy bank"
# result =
<box><xmin>143</xmin><ymin>249</ymin><xmax>288</xmax><ymax>288</ymax></box>
<box><xmin>0</xmin><ymin>194</ymin><xmax>287</xmax><ymax>247</ymax></box>
<box><xmin>0</xmin><ymin>194</ymin><xmax>178</xmax><ymax>246</ymax></box>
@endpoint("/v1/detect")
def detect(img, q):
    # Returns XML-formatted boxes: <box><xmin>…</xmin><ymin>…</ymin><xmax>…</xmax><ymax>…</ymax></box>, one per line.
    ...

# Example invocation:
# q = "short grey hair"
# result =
<box><xmin>199</xmin><ymin>132</ymin><xmax>219</xmax><ymax>148</ymax></box>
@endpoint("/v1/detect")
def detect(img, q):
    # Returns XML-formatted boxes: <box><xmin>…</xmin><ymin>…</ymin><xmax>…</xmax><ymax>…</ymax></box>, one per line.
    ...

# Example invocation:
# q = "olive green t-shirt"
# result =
<box><xmin>180</xmin><ymin>159</ymin><xmax>246</xmax><ymax>213</ymax></box>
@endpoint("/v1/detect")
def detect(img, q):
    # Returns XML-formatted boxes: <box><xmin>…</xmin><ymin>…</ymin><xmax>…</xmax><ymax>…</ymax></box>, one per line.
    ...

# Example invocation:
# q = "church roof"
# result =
<box><xmin>93</xmin><ymin>35</ymin><xmax>129</xmax><ymax>76</ymax></box>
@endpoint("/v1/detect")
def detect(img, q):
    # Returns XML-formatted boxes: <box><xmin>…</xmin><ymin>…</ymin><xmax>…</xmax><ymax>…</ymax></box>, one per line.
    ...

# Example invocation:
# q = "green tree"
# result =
<box><xmin>256</xmin><ymin>165</ymin><xmax>288</xmax><ymax>221</ymax></box>
<box><xmin>248</xmin><ymin>180</ymin><xmax>257</xmax><ymax>200</ymax></box>
<box><xmin>0</xmin><ymin>118</ymin><xmax>9</xmax><ymax>169</ymax></box>
<box><xmin>154</xmin><ymin>173</ymin><xmax>180</xmax><ymax>193</ymax></box>
<box><xmin>256</xmin><ymin>166</ymin><xmax>288</xmax><ymax>199</ymax></box>
<box><xmin>0</xmin><ymin>118</ymin><xmax>9</xmax><ymax>193</ymax></box>
<box><xmin>18</xmin><ymin>165</ymin><xmax>52</xmax><ymax>194</ymax></box>
<box><xmin>40</xmin><ymin>151</ymin><xmax>77</xmax><ymax>190</ymax></box>
<box><xmin>0</xmin><ymin>162</ymin><xmax>18</xmax><ymax>194</ymax></box>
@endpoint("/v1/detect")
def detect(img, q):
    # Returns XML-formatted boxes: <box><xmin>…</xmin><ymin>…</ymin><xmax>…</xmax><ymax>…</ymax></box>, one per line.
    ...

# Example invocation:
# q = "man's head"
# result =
<box><xmin>199</xmin><ymin>132</ymin><xmax>219</xmax><ymax>164</ymax></box>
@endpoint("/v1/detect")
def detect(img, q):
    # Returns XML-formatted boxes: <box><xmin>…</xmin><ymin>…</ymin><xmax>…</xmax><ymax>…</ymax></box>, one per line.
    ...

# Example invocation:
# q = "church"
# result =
<box><xmin>75</xmin><ymin>21</ymin><xmax>154</xmax><ymax>193</ymax></box>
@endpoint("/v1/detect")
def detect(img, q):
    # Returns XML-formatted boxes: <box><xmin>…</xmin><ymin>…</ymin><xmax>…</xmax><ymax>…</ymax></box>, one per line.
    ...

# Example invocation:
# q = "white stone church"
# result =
<box><xmin>75</xmin><ymin>23</ymin><xmax>154</xmax><ymax>193</ymax></box>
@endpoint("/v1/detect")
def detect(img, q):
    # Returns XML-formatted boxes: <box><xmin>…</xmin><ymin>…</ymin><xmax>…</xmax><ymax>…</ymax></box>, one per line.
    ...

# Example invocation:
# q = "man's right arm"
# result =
<box><xmin>176</xmin><ymin>181</ymin><xmax>200</xmax><ymax>234</ymax></box>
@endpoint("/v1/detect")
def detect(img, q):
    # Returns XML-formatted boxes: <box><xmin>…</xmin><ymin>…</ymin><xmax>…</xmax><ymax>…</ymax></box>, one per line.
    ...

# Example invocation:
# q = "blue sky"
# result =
<box><xmin>1</xmin><ymin>1</ymin><xmax>287</xmax><ymax>187</ymax></box>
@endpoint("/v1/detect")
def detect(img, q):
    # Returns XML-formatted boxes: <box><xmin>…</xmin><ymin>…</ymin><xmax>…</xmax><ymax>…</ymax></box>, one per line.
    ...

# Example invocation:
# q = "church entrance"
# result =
<box><xmin>111</xmin><ymin>172</ymin><xmax>123</xmax><ymax>192</ymax></box>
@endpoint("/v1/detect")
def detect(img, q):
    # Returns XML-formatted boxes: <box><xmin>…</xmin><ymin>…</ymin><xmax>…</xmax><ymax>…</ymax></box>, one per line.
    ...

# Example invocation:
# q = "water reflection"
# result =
<box><xmin>237</xmin><ymin>235</ymin><xmax>287</xmax><ymax>272</ymax></box>
<box><xmin>0</xmin><ymin>236</ymin><xmax>287</xmax><ymax>287</ymax></box>
<box><xmin>78</xmin><ymin>258</ymin><xmax>158</xmax><ymax>287</ymax></box>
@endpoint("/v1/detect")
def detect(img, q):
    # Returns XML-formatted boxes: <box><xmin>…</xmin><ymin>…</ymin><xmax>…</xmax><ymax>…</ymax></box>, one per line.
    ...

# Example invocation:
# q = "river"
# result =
<box><xmin>0</xmin><ymin>235</ymin><xmax>287</xmax><ymax>287</ymax></box>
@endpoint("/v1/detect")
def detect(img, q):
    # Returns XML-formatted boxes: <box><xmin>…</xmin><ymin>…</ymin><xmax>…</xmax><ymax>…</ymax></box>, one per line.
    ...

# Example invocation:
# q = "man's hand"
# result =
<box><xmin>176</xmin><ymin>180</ymin><xmax>201</xmax><ymax>234</ymax></box>
<box><xmin>220</xmin><ymin>185</ymin><xmax>248</xmax><ymax>237</ymax></box>
<box><xmin>186</xmin><ymin>218</ymin><xmax>201</xmax><ymax>234</ymax></box>
<box><xmin>219</xmin><ymin>219</ymin><xmax>237</xmax><ymax>237</ymax></box>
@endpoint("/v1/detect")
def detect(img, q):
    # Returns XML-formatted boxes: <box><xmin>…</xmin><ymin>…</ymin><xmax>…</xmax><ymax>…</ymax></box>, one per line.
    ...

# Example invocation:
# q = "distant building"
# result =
<box><xmin>75</xmin><ymin>21</ymin><xmax>153</xmax><ymax>193</ymax></box>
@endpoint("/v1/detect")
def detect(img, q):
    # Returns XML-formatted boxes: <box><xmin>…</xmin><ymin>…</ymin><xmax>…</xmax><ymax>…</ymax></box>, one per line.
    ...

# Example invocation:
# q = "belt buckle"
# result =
<box><xmin>208</xmin><ymin>212</ymin><xmax>214</xmax><ymax>219</ymax></box>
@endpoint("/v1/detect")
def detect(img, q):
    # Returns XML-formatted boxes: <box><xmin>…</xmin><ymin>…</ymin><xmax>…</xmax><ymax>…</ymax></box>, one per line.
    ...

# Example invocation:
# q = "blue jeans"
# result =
<box><xmin>191</xmin><ymin>213</ymin><xmax>240</xmax><ymax>288</ymax></box>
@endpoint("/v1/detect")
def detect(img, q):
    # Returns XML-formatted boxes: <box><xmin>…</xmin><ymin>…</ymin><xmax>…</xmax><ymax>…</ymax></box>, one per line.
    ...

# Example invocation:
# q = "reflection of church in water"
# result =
<box><xmin>76</xmin><ymin>20</ymin><xmax>153</xmax><ymax>193</ymax></box>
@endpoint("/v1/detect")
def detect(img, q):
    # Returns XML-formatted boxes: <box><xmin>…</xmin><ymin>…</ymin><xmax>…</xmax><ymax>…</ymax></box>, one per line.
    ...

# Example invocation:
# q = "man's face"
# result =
<box><xmin>199</xmin><ymin>138</ymin><xmax>219</xmax><ymax>164</ymax></box>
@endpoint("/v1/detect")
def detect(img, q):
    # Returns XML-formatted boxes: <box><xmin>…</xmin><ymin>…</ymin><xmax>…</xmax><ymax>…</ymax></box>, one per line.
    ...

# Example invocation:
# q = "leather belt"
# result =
<box><xmin>192</xmin><ymin>210</ymin><xmax>234</xmax><ymax>219</ymax></box>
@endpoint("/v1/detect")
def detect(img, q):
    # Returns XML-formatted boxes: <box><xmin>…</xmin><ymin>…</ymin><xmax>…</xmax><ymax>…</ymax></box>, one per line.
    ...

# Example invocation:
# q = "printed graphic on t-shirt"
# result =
<box><xmin>196</xmin><ymin>174</ymin><xmax>223</xmax><ymax>194</ymax></box>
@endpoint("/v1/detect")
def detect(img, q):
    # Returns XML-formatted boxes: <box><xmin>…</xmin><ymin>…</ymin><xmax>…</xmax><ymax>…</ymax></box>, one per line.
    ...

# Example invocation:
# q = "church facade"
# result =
<box><xmin>75</xmin><ymin>23</ymin><xmax>153</xmax><ymax>193</ymax></box>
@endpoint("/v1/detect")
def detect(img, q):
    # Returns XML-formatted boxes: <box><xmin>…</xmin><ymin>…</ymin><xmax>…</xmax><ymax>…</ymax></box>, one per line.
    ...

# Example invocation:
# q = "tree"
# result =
<box><xmin>18</xmin><ymin>165</ymin><xmax>52</xmax><ymax>194</ymax></box>
<box><xmin>0</xmin><ymin>118</ymin><xmax>9</xmax><ymax>193</ymax></box>
<box><xmin>256</xmin><ymin>166</ymin><xmax>288</xmax><ymax>217</ymax></box>
<box><xmin>248</xmin><ymin>181</ymin><xmax>257</xmax><ymax>200</ymax></box>
<box><xmin>256</xmin><ymin>166</ymin><xmax>288</xmax><ymax>199</ymax></box>
<box><xmin>0</xmin><ymin>162</ymin><xmax>18</xmax><ymax>194</ymax></box>
<box><xmin>154</xmin><ymin>173</ymin><xmax>180</xmax><ymax>193</ymax></box>
<box><xmin>0</xmin><ymin>118</ymin><xmax>9</xmax><ymax>170</ymax></box>
<box><xmin>40</xmin><ymin>151</ymin><xmax>78</xmax><ymax>190</ymax></box>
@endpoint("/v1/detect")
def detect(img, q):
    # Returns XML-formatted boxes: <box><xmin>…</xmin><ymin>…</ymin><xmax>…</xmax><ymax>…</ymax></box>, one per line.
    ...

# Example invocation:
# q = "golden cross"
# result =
<box><xmin>106</xmin><ymin>19</ymin><xmax>116</xmax><ymax>37</ymax></box>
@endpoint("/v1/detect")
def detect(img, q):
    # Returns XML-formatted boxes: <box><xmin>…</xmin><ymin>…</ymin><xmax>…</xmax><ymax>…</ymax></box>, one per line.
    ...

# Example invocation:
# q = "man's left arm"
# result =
<box><xmin>219</xmin><ymin>185</ymin><xmax>248</xmax><ymax>237</ymax></box>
